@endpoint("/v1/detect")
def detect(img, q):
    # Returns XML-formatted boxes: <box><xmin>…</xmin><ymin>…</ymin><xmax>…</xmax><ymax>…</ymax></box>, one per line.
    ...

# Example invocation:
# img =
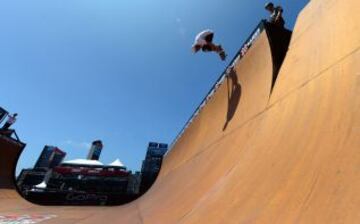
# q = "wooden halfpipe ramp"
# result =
<box><xmin>0</xmin><ymin>0</ymin><xmax>359</xmax><ymax>223</ymax></box>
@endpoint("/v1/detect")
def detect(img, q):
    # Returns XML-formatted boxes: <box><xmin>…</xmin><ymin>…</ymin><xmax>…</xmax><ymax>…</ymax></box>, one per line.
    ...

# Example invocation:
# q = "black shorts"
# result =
<box><xmin>204</xmin><ymin>33</ymin><xmax>214</xmax><ymax>43</ymax></box>
<box><xmin>202</xmin><ymin>33</ymin><xmax>214</xmax><ymax>51</ymax></box>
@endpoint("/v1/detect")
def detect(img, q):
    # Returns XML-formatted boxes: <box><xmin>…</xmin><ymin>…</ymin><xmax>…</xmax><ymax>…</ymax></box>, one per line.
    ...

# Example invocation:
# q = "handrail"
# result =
<box><xmin>12</xmin><ymin>130</ymin><xmax>21</xmax><ymax>142</ymax></box>
<box><xmin>169</xmin><ymin>20</ymin><xmax>267</xmax><ymax>149</ymax></box>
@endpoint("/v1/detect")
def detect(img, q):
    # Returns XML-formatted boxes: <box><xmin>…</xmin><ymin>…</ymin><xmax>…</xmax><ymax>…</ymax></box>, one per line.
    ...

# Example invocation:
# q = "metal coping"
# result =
<box><xmin>169</xmin><ymin>20</ymin><xmax>267</xmax><ymax>151</ymax></box>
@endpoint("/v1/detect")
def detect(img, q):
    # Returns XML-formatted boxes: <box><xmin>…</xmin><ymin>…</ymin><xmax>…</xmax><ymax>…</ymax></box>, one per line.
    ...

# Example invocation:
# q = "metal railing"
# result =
<box><xmin>169</xmin><ymin>20</ymin><xmax>267</xmax><ymax>149</ymax></box>
<box><xmin>12</xmin><ymin>130</ymin><xmax>21</xmax><ymax>142</ymax></box>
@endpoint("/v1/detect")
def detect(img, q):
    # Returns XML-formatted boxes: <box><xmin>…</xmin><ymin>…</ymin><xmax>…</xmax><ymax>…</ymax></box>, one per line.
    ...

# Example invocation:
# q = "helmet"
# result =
<box><xmin>265</xmin><ymin>2</ymin><xmax>274</xmax><ymax>9</ymax></box>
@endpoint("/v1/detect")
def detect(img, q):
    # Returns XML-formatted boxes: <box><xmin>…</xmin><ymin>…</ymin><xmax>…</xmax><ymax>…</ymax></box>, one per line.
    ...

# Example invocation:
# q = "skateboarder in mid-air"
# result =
<box><xmin>265</xmin><ymin>2</ymin><xmax>285</xmax><ymax>28</ymax></box>
<box><xmin>192</xmin><ymin>29</ymin><xmax>227</xmax><ymax>61</ymax></box>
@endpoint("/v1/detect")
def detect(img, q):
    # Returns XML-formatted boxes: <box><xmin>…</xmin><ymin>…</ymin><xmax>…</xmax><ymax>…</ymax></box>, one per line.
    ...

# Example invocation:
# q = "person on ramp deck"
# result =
<box><xmin>192</xmin><ymin>29</ymin><xmax>227</xmax><ymax>61</ymax></box>
<box><xmin>2</xmin><ymin>113</ymin><xmax>17</xmax><ymax>130</ymax></box>
<box><xmin>265</xmin><ymin>2</ymin><xmax>285</xmax><ymax>28</ymax></box>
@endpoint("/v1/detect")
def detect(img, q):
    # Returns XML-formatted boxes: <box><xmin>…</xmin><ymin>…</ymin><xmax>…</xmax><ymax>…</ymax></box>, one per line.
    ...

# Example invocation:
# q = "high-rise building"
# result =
<box><xmin>127</xmin><ymin>171</ymin><xmax>141</xmax><ymax>195</ymax></box>
<box><xmin>140</xmin><ymin>142</ymin><xmax>168</xmax><ymax>193</ymax></box>
<box><xmin>34</xmin><ymin>146</ymin><xmax>66</xmax><ymax>170</ymax></box>
<box><xmin>87</xmin><ymin>140</ymin><xmax>103</xmax><ymax>160</ymax></box>
<box><xmin>147</xmin><ymin>142</ymin><xmax>168</xmax><ymax>157</ymax></box>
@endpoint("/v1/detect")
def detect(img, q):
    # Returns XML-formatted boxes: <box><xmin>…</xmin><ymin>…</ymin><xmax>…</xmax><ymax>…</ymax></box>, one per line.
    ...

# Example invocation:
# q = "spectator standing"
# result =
<box><xmin>2</xmin><ymin>113</ymin><xmax>17</xmax><ymax>130</ymax></box>
<box><xmin>265</xmin><ymin>2</ymin><xmax>285</xmax><ymax>28</ymax></box>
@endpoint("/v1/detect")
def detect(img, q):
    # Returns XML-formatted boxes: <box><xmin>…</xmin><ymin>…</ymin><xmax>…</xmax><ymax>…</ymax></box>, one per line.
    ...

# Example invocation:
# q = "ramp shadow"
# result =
<box><xmin>223</xmin><ymin>68</ymin><xmax>242</xmax><ymax>131</ymax></box>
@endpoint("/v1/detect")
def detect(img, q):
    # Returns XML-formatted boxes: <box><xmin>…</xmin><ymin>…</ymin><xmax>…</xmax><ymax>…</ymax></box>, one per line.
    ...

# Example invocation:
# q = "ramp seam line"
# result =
<box><xmin>176</xmin><ymin>164</ymin><xmax>239</xmax><ymax>224</ymax></box>
<box><xmin>162</xmin><ymin>109</ymin><xmax>267</xmax><ymax>178</ymax></box>
<box><xmin>269</xmin><ymin>45</ymin><xmax>360</xmax><ymax>108</ymax></box>
<box><xmin>135</xmin><ymin>203</ymin><xmax>145</xmax><ymax>224</ymax></box>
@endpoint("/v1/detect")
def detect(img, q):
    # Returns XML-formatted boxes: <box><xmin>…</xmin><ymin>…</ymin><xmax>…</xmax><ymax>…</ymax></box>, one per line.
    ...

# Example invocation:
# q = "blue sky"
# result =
<box><xmin>0</xmin><ymin>0</ymin><xmax>308</xmax><ymax>173</ymax></box>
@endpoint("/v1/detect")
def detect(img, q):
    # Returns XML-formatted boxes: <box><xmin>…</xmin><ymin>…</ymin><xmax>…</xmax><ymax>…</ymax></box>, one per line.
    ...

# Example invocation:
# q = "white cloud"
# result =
<box><xmin>63</xmin><ymin>140</ymin><xmax>91</xmax><ymax>150</ymax></box>
<box><xmin>176</xmin><ymin>17</ymin><xmax>186</xmax><ymax>38</ymax></box>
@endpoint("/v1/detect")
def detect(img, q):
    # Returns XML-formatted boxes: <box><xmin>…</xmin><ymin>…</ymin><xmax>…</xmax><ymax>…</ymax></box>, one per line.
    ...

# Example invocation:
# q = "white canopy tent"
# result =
<box><xmin>108</xmin><ymin>159</ymin><xmax>125</xmax><ymax>168</ymax></box>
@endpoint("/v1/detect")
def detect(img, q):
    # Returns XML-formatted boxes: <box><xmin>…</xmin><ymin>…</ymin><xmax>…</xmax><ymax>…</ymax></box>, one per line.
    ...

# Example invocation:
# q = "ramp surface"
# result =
<box><xmin>1</xmin><ymin>0</ymin><xmax>359</xmax><ymax>223</ymax></box>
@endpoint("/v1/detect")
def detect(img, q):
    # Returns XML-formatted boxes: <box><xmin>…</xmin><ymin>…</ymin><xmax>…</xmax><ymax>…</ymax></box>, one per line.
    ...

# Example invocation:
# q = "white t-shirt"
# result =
<box><xmin>194</xmin><ymin>29</ymin><xmax>214</xmax><ymax>46</ymax></box>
